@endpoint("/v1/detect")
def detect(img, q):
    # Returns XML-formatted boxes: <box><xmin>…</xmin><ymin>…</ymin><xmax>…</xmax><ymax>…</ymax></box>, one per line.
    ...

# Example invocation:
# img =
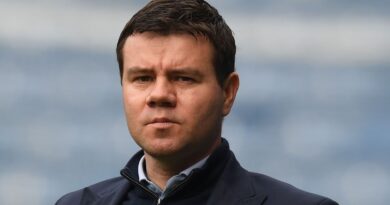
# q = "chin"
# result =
<box><xmin>141</xmin><ymin>138</ymin><xmax>185</xmax><ymax>157</ymax></box>
<box><xmin>144</xmin><ymin>146</ymin><xmax>183</xmax><ymax>159</ymax></box>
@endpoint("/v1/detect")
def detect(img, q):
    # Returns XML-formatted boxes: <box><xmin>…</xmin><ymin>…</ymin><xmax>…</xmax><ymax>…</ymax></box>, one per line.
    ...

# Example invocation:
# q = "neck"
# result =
<box><xmin>144</xmin><ymin>138</ymin><xmax>221</xmax><ymax>190</ymax></box>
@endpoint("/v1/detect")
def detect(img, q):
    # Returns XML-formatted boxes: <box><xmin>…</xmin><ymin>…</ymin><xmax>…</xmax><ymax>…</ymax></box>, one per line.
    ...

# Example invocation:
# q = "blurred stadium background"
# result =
<box><xmin>1</xmin><ymin>0</ymin><xmax>389</xmax><ymax>204</ymax></box>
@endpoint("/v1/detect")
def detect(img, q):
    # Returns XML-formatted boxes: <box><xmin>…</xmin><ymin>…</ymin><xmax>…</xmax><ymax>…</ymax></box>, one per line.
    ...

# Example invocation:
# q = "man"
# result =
<box><xmin>56</xmin><ymin>0</ymin><xmax>338</xmax><ymax>204</ymax></box>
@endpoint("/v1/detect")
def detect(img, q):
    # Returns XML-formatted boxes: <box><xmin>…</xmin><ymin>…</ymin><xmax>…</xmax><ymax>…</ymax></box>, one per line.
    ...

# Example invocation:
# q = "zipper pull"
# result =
<box><xmin>157</xmin><ymin>198</ymin><xmax>161</xmax><ymax>205</ymax></box>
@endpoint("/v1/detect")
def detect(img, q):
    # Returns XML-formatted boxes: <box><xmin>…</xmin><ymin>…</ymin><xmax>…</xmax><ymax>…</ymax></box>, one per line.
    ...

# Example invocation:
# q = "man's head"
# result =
<box><xmin>118</xmin><ymin>0</ymin><xmax>239</xmax><ymax>166</ymax></box>
<box><xmin>116</xmin><ymin>0</ymin><xmax>236</xmax><ymax>86</ymax></box>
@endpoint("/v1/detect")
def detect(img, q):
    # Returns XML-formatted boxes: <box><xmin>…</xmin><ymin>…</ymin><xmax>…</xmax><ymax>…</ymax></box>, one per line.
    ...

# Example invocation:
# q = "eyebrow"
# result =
<box><xmin>169</xmin><ymin>68</ymin><xmax>204</xmax><ymax>78</ymax></box>
<box><xmin>126</xmin><ymin>67</ymin><xmax>154</xmax><ymax>74</ymax></box>
<box><xmin>125</xmin><ymin>67</ymin><xmax>204</xmax><ymax>78</ymax></box>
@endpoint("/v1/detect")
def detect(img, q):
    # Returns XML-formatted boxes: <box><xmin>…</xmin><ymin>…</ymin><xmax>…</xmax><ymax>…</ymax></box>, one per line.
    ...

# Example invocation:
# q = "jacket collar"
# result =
<box><xmin>84</xmin><ymin>138</ymin><xmax>268</xmax><ymax>205</ymax></box>
<box><xmin>78</xmin><ymin>179</ymin><xmax>130</xmax><ymax>205</ymax></box>
<box><xmin>205</xmin><ymin>151</ymin><xmax>268</xmax><ymax>205</ymax></box>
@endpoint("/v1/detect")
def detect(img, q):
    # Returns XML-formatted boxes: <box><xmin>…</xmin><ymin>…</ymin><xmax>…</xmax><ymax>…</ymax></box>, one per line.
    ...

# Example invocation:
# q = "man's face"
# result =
<box><xmin>121</xmin><ymin>32</ymin><xmax>237</xmax><ymax>161</ymax></box>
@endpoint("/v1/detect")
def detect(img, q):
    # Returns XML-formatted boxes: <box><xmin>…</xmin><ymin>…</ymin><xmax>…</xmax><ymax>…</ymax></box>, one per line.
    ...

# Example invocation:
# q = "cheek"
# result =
<box><xmin>123</xmin><ymin>96</ymin><xmax>133</xmax><ymax>117</ymax></box>
<box><xmin>122</xmin><ymin>90</ymin><xmax>144</xmax><ymax>123</ymax></box>
<box><xmin>183</xmin><ymin>89</ymin><xmax>224</xmax><ymax>121</ymax></box>
<box><xmin>123</xmin><ymin>87</ymin><xmax>145</xmax><ymax>108</ymax></box>
<box><xmin>123</xmin><ymin>98</ymin><xmax>144</xmax><ymax>139</ymax></box>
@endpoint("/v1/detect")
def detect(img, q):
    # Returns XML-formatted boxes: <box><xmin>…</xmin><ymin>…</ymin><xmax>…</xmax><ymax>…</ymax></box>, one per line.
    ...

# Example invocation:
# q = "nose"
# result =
<box><xmin>146</xmin><ymin>78</ymin><xmax>176</xmax><ymax>108</ymax></box>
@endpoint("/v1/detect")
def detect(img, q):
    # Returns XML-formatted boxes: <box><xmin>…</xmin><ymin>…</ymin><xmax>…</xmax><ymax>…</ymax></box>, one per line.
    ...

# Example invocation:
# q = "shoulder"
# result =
<box><xmin>217</xmin><ymin>151</ymin><xmax>338</xmax><ymax>204</ymax></box>
<box><xmin>55</xmin><ymin>177</ymin><xmax>127</xmax><ymax>205</ymax></box>
<box><xmin>247</xmin><ymin>171</ymin><xmax>338</xmax><ymax>205</ymax></box>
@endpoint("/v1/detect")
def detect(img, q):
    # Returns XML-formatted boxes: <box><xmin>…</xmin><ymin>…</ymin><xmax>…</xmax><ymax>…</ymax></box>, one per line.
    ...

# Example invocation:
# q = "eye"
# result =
<box><xmin>174</xmin><ymin>76</ymin><xmax>195</xmax><ymax>82</ymax></box>
<box><xmin>134</xmin><ymin>76</ymin><xmax>153</xmax><ymax>83</ymax></box>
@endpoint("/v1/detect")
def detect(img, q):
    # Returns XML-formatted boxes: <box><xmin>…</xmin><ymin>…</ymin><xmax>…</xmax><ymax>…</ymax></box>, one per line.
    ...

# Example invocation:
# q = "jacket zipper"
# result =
<box><xmin>122</xmin><ymin>169</ymin><xmax>197</xmax><ymax>205</ymax></box>
<box><xmin>121</xmin><ymin>169</ymin><xmax>161</xmax><ymax>204</ymax></box>
<box><xmin>162</xmin><ymin>171</ymin><xmax>196</xmax><ymax>199</ymax></box>
<box><xmin>154</xmin><ymin>174</ymin><xmax>193</xmax><ymax>205</ymax></box>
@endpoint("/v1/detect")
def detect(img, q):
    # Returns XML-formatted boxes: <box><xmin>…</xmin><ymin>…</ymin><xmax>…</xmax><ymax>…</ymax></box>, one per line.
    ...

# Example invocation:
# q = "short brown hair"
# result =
<box><xmin>116</xmin><ymin>0</ymin><xmax>236</xmax><ymax>86</ymax></box>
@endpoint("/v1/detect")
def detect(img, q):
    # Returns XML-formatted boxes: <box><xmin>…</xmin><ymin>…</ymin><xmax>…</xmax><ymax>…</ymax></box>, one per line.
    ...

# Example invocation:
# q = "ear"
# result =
<box><xmin>222</xmin><ymin>72</ymin><xmax>239</xmax><ymax>116</ymax></box>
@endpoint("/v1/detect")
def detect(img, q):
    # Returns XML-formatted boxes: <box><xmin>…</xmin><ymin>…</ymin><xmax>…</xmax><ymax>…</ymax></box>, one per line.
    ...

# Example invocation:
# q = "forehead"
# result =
<box><xmin>122</xmin><ymin>32</ymin><xmax>215</xmax><ymax>71</ymax></box>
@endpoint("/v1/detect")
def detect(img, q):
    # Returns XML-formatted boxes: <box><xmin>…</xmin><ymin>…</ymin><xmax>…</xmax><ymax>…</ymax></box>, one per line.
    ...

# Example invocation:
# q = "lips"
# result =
<box><xmin>146</xmin><ymin>117</ymin><xmax>178</xmax><ymax>128</ymax></box>
<box><xmin>150</xmin><ymin>117</ymin><xmax>175</xmax><ymax>123</ymax></box>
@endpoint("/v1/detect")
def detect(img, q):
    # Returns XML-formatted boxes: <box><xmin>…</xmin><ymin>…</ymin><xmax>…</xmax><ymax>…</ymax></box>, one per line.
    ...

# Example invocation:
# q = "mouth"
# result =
<box><xmin>146</xmin><ymin>117</ymin><xmax>178</xmax><ymax>129</ymax></box>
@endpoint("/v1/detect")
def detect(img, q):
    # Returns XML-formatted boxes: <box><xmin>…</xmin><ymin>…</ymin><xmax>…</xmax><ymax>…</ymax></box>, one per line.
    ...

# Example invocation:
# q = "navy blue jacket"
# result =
<box><xmin>56</xmin><ymin>139</ymin><xmax>338</xmax><ymax>205</ymax></box>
